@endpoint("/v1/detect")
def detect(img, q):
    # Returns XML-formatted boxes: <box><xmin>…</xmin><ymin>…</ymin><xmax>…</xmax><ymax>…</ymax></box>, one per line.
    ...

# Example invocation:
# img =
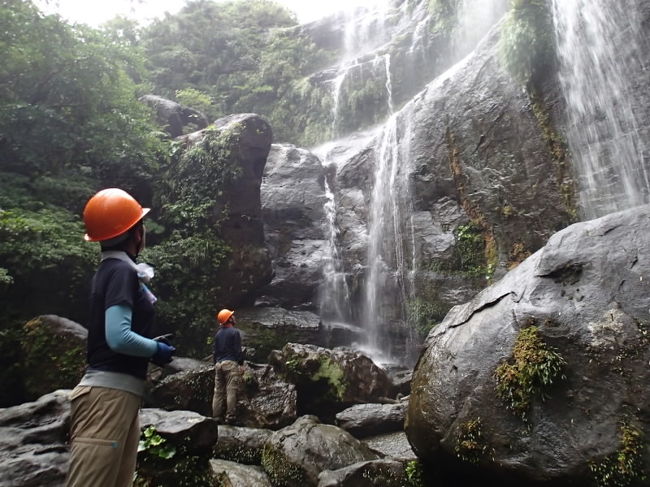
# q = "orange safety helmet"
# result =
<box><xmin>83</xmin><ymin>188</ymin><xmax>150</xmax><ymax>242</ymax></box>
<box><xmin>217</xmin><ymin>309</ymin><xmax>235</xmax><ymax>324</ymax></box>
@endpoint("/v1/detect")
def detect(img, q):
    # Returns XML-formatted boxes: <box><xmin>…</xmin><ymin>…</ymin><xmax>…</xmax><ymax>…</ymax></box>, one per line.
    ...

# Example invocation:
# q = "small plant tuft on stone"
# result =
<box><xmin>589</xmin><ymin>422</ymin><xmax>646</xmax><ymax>487</ymax></box>
<box><xmin>494</xmin><ymin>323</ymin><xmax>566</xmax><ymax>420</ymax></box>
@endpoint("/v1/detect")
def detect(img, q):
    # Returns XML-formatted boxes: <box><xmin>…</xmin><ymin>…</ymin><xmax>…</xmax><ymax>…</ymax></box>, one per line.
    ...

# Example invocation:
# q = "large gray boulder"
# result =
<box><xmin>19</xmin><ymin>315</ymin><xmax>86</xmax><ymax>403</ymax></box>
<box><xmin>261</xmin><ymin>415</ymin><xmax>382</xmax><ymax>487</ymax></box>
<box><xmin>407</xmin><ymin>206</ymin><xmax>650</xmax><ymax>485</ymax></box>
<box><xmin>173</xmin><ymin>113</ymin><xmax>274</xmax><ymax>309</ymax></box>
<box><xmin>269</xmin><ymin>343</ymin><xmax>396</xmax><ymax>420</ymax></box>
<box><xmin>335</xmin><ymin>400</ymin><xmax>407</xmax><ymax>438</ymax></box>
<box><xmin>210</xmin><ymin>459</ymin><xmax>273</xmax><ymax>486</ymax></box>
<box><xmin>237</xmin><ymin>307</ymin><xmax>322</xmax><ymax>362</ymax></box>
<box><xmin>317</xmin><ymin>459</ymin><xmax>410</xmax><ymax>487</ymax></box>
<box><xmin>213</xmin><ymin>424</ymin><xmax>273</xmax><ymax>465</ymax></box>
<box><xmin>139</xmin><ymin>94</ymin><xmax>208</xmax><ymax>137</ymax></box>
<box><xmin>0</xmin><ymin>390</ymin><xmax>70</xmax><ymax>487</ymax></box>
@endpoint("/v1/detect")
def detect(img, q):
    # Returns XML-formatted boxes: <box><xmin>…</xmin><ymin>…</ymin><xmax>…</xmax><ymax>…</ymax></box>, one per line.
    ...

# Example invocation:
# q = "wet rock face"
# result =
<box><xmin>147</xmin><ymin>361</ymin><xmax>297</xmax><ymax>430</ymax></box>
<box><xmin>261</xmin><ymin>415</ymin><xmax>381</xmax><ymax>487</ymax></box>
<box><xmin>17</xmin><ymin>315</ymin><xmax>86</xmax><ymax>405</ymax></box>
<box><xmin>260</xmin><ymin>144</ymin><xmax>328</xmax><ymax>309</ymax></box>
<box><xmin>269</xmin><ymin>343</ymin><xmax>396</xmax><ymax>420</ymax></box>
<box><xmin>335</xmin><ymin>400</ymin><xmax>407</xmax><ymax>438</ymax></box>
<box><xmin>406</xmin><ymin>206</ymin><xmax>650</xmax><ymax>485</ymax></box>
<box><xmin>0</xmin><ymin>390</ymin><xmax>70</xmax><ymax>487</ymax></box>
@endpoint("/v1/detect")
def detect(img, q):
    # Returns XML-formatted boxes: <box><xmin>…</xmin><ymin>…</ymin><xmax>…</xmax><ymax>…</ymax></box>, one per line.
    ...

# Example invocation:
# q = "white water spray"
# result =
<box><xmin>551</xmin><ymin>0</ymin><xmax>649</xmax><ymax>219</ymax></box>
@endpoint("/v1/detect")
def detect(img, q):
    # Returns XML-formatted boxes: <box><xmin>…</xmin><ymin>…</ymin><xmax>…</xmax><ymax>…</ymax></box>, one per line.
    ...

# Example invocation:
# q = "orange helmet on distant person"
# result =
<box><xmin>217</xmin><ymin>309</ymin><xmax>235</xmax><ymax>324</ymax></box>
<box><xmin>83</xmin><ymin>188</ymin><xmax>150</xmax><ymax>242</ymax></box>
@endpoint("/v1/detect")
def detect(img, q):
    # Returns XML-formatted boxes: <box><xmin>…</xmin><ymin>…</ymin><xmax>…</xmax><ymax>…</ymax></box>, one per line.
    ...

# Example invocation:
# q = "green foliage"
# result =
<box><xmin>175</xmin><ymin>87</ymin><xmax>215</xmax><ymax>120</ymax></box>
<box><xmin>494</xmin><ymin>323</ymin><xmax>566</xmax><ymax>420</ymax></box>
<box><xmin>429</xmin><ymin>222</ymin><xmax>491</xmax><ymax>278</ymax></box>
<box><xmin>455</xmin><ymin>417</ymin><xmax>493</xmax><ymax>465</ymax></box>
<box><xmin>144</xmin><ymin>127</ymin><xmax>243</xmax><ymax>355</ymax></box>
<box><xmin>314</xmin><ymin>357</ymin><xmax>347</xmax><ymax>400</ymax></box>
<box><xmin>0</xmin><ymin>324</ymin><xmax>26</xmax><ymax>407</ymax></box>
<box><xmin>406</xmin><ymin>298</ymin><xmax>445</xmax><ymax>338</ymax></box>
<box><xmin>499</xmin><ymin>0</ymin><xmax>556</xmax><ymax>87</ymax></box>
<box><xmin>21</xmin><ymin>317</ymin><xmax>86</xmax><ymax>399</ymax></box>
<box><xmin>141</xmin><ymin>0</ymin><xmax>334</xmax><ymax>145</ymax></box>
<box><xmin>136</xmin><ymin>426</ymin><xmax>213</xmax><ymax>487</ymax></box>
<box><xmin>138</xmin><ymin>425</ymin><xmax>176</xmax><ymax>460</ymax></box>
<box><xmin>0</xmin><ymin>0</ymin><xmax>165</xmax><ymax>184</ymax></box>
<box><xmin>0</xmin><ymin>203</ymin><xmax>97</xmax><ymax>321</ymax></box>
<box><xmin>404</xmin><ymin>459</ymin><xmax>426</xmax><ymax>487</ymax></box>
<box><xmin>590</xmin><ymin>422</ymin><xmax>646</xmax><ymax>487</ymax></box>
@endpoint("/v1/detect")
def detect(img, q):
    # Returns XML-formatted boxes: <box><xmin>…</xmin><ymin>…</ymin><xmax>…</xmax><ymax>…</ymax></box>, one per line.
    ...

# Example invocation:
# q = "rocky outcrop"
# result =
<box><xmin>237</xmin><ymin>307</ymin><xmax>363</xmax><ymax>361</ymax></box>
<box><xmin>148</xmin><ymin>362</ymin><xmax>297</xmax><ymax>429</ymax></box>
<box><xmin>259</xmin><ymin>144</ymin><xmax>329</xmax><ymax>309</ymax></box>
<box><xmin>136</xmin><ymin>408</ymin><xmax>219</xmax><ymax>485</ymax></box>
<box><xmin>19</xmin><ymin>315</ymin><xmax>86</xmax><ymax>403</ymax></box>
<box><xmin>261</xmin><ymin>415</ymin><xmax>382</xmax><ymax>487</ymax></box>
<box><xmin>139</xmin><ymin>94</ymin><xmax>208</xmax><ymax>137</ymax></box>
<box><xmin>210</xmin><ymin>459</ymin><xmax>273</xmax><ymax>486</ymax></box>
<box><xmin>213</xmin><ymin>424</ymin><xmax>273</xmax><ymax>465</ymax></box>
<box><xmin>172</xmin><ymin>113</ymin><xmax>274</xmax><ymax>309</ymax></box>
<box><xmin>0</xmin><ymin>389</ymin><xmax>70</xmax><ymax>487</ymax></box>
<box><xmin>335</xmin><ymin>400</ymin><xmax>407</xmax><ymax>438</ymax></box>
<box><xmin>139</xmin><ymin>408</ymin><xmax>218</xmax><ymax>455</ymax></box>
<box><xmin>269</xmin><ymin>343</ymin><xmax>396</xmax><ymax>419</ymax></box>
<box><xmin>237</xmin><ymin>307</ymin><xmax>322</xmax><ymax>361</ymax></box>
<box><xmin>407</xmin><ymin>206</ymin><xmax>650</xmax><ymax>485</ymax></box>
<box><xmin>317</xmin><ymin>459</ymin><xmax>409</xmax><ymax>487</ymax></box>
<box><xmin>362</xmin><ymin>432</ymin><xmax>416</xmax><ymax>462</ymax></box>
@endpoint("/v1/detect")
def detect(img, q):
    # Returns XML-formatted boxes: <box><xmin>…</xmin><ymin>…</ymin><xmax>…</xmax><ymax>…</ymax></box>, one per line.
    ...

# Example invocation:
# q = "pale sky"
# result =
<box><xmin>34</xmin><ymin>0</ymin><xmax>385</xmax><ymax>26</ymax></box>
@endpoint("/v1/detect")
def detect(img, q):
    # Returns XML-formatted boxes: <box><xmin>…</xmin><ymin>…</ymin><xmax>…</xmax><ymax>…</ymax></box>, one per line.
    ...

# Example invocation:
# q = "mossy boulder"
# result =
<box><xmin>261</xmin><ymin>415</ymin><xmax>381</xmax><ymax>487</ymax></box>
<box><xmin>269</xmin><ymin>343</ymin><xmax>395</xmax><ymax>421</ymax></box>
<box><xmin>147</xmin><ymin>362</ymin><xmax>297</xmax><ymax>429</ymax></box>
<box><xmin>407</xmin><ymin>206</ymin><xmax>650</xmax><ymax>485</ymax></box>
<box><xmin>20</xmin><ymin>315</ymin><xmax>86</xmax><ymax>401</ymax></box>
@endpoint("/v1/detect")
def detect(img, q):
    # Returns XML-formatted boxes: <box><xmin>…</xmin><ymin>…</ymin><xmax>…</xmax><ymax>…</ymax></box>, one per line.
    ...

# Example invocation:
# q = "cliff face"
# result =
<box><xmin>258</xmin><ymin>0</ymin><xmax>650</xmax><ymax>362</ymax></box>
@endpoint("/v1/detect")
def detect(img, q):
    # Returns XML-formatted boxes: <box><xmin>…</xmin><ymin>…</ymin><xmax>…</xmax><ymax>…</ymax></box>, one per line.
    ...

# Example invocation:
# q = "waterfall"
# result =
<box><xmin>551</xmin><ymin>0</ymin><xmax>649</xmax><ymax>219</ymax></box>
<box><xmin>317</xmin><ymin>0</ymin><xmax>510</xmax><ymax>364</ymax></box>
<box><xmin>362</xmin><ymin>108</ymin><xmax>416</xmax><ymax>361</ymax></box>
<box><xmin>319</xmin><ymin>177</ymin><xmax>353</xmax><ymax>324</ymax></box>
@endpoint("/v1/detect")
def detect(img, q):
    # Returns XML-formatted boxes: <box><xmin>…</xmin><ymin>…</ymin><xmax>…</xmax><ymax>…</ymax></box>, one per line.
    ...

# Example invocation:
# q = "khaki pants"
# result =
<box><xmin>212</xmin><ymin>360</ymin><xmax>242</xmax><ymax>422</ymax></box>
<box><xmin>66</xmin><ymin>386</ymin><xmax>141</xmax><ymax>487</ymax></box>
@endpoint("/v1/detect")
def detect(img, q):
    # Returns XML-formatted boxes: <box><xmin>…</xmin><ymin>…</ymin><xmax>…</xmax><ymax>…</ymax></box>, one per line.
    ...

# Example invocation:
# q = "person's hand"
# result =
<box><xmin>153</xmin><ymin>334</ymin><xmax>174</xmax><ymax>346</ymax></box>
<box><xmin>151</xmin><ymin>341</ymin><xmax>175</xmax><ymax>366</ymax></box>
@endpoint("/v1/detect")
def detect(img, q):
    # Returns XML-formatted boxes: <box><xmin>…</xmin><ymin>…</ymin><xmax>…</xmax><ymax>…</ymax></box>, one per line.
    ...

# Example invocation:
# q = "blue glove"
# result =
<box><xmin>151</xmin><ymin>341</ymin><xmax>175</xmax><ymax>366</ymax></box>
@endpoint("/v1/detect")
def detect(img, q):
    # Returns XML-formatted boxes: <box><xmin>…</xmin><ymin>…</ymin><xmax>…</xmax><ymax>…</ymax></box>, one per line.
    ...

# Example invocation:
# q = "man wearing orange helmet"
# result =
<box><xmin>212</xmin><ymin>308</ymin><xmax>244</xmax><ymax>425</ymax></box>
<box><xmin>66</xmin><ymin>188</ymin><xmax>175</xmax><ymax>487</ymax></box>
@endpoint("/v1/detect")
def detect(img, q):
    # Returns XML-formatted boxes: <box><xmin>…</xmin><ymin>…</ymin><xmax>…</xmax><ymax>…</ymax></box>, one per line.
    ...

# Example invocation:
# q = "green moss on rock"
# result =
<box><xmin>261</xmin><ymin>444</ymin><xmax>306</xmax><ymax>487</ymax></box>
<box><xmin>494</xmin><ymin>322</ymin><xmax>566</xmax><ymax>420</ymax></box>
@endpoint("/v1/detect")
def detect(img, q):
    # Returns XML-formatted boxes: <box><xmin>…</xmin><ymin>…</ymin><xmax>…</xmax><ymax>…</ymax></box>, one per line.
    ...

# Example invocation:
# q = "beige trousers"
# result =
<box><xmin>66</xmin><ymin>385</ymin><xmax>141</xmax><ymax>487</ymax></box>
<box><xmin>212</xmin><ymin>360</ymin><xmax>242</xmax><ymax>422</ymax></box>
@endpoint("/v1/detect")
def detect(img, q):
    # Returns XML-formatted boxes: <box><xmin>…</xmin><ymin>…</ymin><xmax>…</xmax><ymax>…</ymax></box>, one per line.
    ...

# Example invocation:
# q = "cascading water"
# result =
<box><xmin>361</xmin><ymin>107</ymin><xmax>416</xmax><ymax>361</ymax></box>
<box><xmin>551</xmin><ymin>0</ymin><xmax>649</xmax><ymax>219</ymax></box>
<box><xmin>318</xmin><ymin>0</ymin><xmax>510</xmax><ymax>364</ymax></box>
<box><xmin>319</xmin><ymin>178</ymin><xmax>353</xmax><ymax>324</ymax></box>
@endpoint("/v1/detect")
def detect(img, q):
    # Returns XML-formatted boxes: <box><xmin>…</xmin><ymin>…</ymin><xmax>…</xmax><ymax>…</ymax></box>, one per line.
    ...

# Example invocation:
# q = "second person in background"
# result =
<box><xmin>212</xmin><ymin>308</ymin><xmax>245</xmax><ymax>425</ymax></box>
